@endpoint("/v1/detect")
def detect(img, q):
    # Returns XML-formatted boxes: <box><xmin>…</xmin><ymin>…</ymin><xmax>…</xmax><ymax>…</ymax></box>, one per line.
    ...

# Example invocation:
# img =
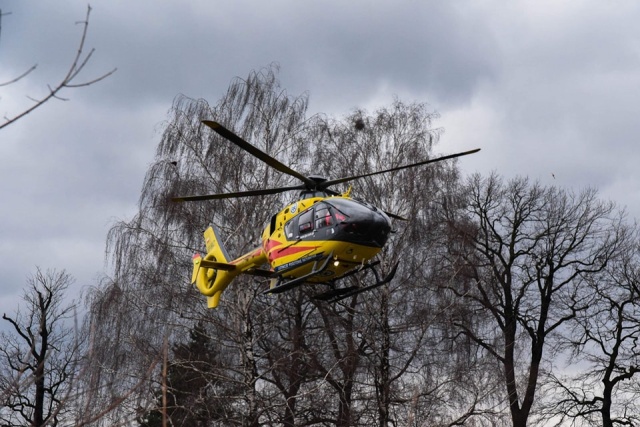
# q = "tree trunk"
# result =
<box><xmin>376</xmin><ymin>289</ymin><xmax>391</xmax><ymax>427</ymax></box>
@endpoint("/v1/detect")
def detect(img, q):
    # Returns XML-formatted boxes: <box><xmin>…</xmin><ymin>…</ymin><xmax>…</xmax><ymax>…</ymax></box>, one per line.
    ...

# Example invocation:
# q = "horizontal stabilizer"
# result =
<box><xmin>199</xmin><ymin>259</ymin><xmax>236</xmax><ymax>271</ymax></box>
<box><xmin>245</xmin><ymin>268</ymin><xmax>277</xmax><ymax>278</ymax></box>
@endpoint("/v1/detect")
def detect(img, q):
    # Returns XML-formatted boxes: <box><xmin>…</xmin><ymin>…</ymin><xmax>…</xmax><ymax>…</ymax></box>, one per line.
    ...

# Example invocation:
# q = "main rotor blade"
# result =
<box><xmin>172</xmin><ymin>185</ymin><xmax>305</xmax><ymax>202</ymax></box>
<box><xmin>202</xmin><ymin>120</ymin><xmax>316</xmax><ymax>188</ymax></box>
<box><xmin>384</xmin><ymin>211</ymin><xmax>407</xmax><ymax>221</ymax></box>
<box><xmin>322</xmin><ymin>148</ymin><xmax>481</xmax><ymax>188</ymax></box>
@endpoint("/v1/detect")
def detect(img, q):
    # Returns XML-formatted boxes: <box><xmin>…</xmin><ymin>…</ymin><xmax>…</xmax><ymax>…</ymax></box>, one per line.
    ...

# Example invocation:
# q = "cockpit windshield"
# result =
<box><xmin>283</xmin><ymin>198</ymin><xmax>390</xmax><ymax>247</ymax></box>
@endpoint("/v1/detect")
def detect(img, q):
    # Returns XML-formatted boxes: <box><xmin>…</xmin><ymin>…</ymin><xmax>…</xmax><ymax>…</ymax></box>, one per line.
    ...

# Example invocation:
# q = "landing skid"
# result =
<box><xmin>313</xmin><ymin>261</ymin><xmax>399</xmax><ymax>303</ymax></box>
<box><xmin>264</xmin><ymin>253</ymin><xmax>399</xmax><ymax>303</ymax></box>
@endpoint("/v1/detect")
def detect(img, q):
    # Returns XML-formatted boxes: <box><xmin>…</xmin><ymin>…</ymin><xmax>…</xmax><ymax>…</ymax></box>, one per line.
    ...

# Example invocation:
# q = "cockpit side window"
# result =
<box><xmin>324</xmin><ymin>201</ymin><xmax>349</xmax><ymax>222</ymax></box>
<box><xmin>315</xmin><ymin>207</ymin><xmax>333</xmax><ymax>229</ymax></box>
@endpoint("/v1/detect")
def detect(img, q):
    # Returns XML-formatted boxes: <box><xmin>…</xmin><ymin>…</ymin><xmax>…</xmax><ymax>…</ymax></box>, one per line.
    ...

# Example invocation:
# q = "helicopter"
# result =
<box><xmin>173</xmin><ymin>120</ymin><xmax>480</xmax><ymax>308</ymax></box>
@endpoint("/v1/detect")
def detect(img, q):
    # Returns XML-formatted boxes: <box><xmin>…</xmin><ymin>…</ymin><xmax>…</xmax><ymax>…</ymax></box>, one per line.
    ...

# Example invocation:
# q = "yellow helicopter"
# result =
<box><xmin>173</xmin><ymin>120</ymin><xmax>480</xmax><ymax>308</ymax></box>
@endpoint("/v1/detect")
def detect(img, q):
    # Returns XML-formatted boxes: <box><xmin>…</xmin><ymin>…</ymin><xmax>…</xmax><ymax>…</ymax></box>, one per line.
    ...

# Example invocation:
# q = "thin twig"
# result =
<box><xmin>0</xmin><ymin>5</ymin><xmax>117</xmax><ymax>131</ymax></box>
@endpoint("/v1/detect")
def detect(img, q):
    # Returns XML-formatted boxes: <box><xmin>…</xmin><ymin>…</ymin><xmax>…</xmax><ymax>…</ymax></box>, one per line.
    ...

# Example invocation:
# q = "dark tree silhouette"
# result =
<box><xmin>138</xmin><ymin>322</ymin><xmax>231</xmax><ymax>426</ymax></box>
<box><xmin>441</xmin><ymin>173</ymin><xmax>627</xmax><ymax>427</ymax></box>
<box><xmin>546</xmin><ymin>226</ymin><xmax>640</xmax><ymax>427</ymax></box>
<box><xmin>0</xmin><ymin>269</ymin><xmax>82</xmax><ymax>427</ymax></box>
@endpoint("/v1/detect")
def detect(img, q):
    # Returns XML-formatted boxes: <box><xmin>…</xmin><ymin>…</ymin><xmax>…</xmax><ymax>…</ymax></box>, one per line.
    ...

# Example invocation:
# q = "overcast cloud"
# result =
<box><xmin>2</xmin><ymin>0</ymin><xmax>639</xmax><ymax>317</ymax></box>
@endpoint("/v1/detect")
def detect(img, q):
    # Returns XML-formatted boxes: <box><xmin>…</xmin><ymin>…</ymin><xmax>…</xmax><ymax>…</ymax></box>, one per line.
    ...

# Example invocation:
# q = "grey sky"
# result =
<box><xmin>2</xmin><ymin>0</ymin><xmax>639</xmax><ymax>316</ymax></box>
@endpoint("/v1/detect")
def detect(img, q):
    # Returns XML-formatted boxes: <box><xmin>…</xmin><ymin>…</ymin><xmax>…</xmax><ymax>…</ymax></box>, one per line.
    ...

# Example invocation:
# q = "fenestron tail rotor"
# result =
<box><xmin>171</xmin><ymin>120</ymin><xmax>480</xmax><ymax>203</ymax></box>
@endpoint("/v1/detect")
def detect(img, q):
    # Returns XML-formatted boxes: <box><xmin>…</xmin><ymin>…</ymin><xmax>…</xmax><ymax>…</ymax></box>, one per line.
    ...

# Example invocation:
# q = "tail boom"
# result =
<box><xmin>192</xmin><ymin>226</ymin><xmax>267</xmax><ymax>308</ymax></box>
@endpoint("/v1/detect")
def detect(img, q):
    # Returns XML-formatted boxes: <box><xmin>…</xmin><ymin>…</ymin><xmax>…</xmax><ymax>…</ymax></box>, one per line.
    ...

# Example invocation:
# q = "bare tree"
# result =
<box><xmin>544</xmin><ymin>226</ymin><xmax>640</xmax><ymax>427</ymax></box>
<box><xmin>0</xmin><ymin>5</ymin><xmax>116</xmax><ymax>131</ymax></box>
<box><xmin>441</xmin><ymin>173</ymin><xmax>626</xmax><ymax>427</ymax></box>
<box><xmin>307</xmin><ymin>104</ymin><xmax>509</xmax><ymax>427</ymax></box>
<box><xmin>0</xmin><ymin>268</ymin><xmax>82</xmax><ymax>427</ymax></box>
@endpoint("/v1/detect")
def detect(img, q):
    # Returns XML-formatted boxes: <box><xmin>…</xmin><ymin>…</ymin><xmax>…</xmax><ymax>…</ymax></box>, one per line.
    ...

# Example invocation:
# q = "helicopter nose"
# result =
<box><xmin>342</xmin><ymin>208</ymin><xmax>392</xmax><ymax>248</ymax></box>
<box><xmin>371</xmin><ymin>210</ymin><xmax>392</xmax><ymax>246</ymax></box>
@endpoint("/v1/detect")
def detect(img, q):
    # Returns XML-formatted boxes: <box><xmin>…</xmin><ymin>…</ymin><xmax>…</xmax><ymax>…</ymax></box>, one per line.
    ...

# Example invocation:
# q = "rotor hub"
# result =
<box><xmin>307</xmin><ymin>175</ymin><xmax>328</xmax><ymax>189</ymax></box>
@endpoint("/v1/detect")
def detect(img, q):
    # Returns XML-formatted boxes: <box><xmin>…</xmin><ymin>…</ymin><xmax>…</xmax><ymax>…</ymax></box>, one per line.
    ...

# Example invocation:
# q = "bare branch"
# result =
<box><xmin>0</xmin><ymin>5</ymin><xmax>116</xmax><ymax>131</ymax></box>
<box><xmin>0</xmin><ymin>64</ymin><xmax>38</xmax><ymax>88</ymax></box>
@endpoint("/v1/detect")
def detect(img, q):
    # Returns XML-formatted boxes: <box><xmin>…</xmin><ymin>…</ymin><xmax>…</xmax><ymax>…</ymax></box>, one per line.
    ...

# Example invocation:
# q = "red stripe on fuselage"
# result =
<box><xmin>265</xmin><ymin>241</ymin><xmax>319</xmax><ymax>263</ymax></box>
<box><xmin>264</xmin><ymin>238</ymin><xmax>281</xmax><ymax>253</ymax></box>
<box><xmin>230</xmin><ymin>247</ymin><xmax>265</xmax><ymax>265</ymax></box>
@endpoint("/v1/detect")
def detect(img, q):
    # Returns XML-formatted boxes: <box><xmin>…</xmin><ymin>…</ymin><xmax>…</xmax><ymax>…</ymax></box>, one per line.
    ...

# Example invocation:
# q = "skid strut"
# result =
<box><xmin>314</xmin><ymin>261</ymin><xmax>399</xmax><ymax>303</ymax></box>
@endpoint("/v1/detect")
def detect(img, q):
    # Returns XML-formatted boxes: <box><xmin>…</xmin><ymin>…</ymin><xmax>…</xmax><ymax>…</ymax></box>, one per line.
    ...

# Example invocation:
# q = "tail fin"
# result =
<box><xmin>192</xmin><ymin>226</ymin><xmax>236</xmax><ymax>308</ymax></box>
<box><xmin>204</xmin><ymin>226</ymin><xmax>231</xmax><ymax>259</ymax></box>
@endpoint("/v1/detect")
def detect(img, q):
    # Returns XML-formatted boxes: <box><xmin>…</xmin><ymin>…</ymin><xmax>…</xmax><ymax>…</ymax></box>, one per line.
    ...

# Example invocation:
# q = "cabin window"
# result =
<box><xmin>298</xmin><ymin>210</ymin><xmax>314</xmax><ymax>233</ymax></box>
<box><xmin>269</xmin><ymin>214</ymin><xmax>277</xmax><ymax>236</ymax></box>
<box><xmin>284</xmin><ymin>219</ymin><xmax>294</xmax><ymax>238</ymax></box>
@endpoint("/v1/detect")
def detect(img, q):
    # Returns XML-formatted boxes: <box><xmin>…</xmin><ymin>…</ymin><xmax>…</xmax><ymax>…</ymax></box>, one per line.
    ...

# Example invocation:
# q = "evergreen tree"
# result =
<box><xmin>138</xmin><ymin>322</ymin><xmax>229</xmax><ymax>426</ymax></box>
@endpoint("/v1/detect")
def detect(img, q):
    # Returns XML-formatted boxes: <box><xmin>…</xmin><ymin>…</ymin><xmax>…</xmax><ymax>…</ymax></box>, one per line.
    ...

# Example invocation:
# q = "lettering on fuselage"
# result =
<box><xmin>274</xmin><ymin>253</ymin><xmax>324</xmax><ymax>273</ymax></box>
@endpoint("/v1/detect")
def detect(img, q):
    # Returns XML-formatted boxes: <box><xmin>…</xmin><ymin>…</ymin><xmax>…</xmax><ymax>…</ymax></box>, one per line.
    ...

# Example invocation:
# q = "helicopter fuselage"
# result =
<box><xmin>264</xmin><ymin>195</ymin><xmax>392</xmax><ymax>281</ymax></box>
<box><xmin>191</xmin><ymin>194</ymin><xmax>392</xmax><ymax>307</ymax></box>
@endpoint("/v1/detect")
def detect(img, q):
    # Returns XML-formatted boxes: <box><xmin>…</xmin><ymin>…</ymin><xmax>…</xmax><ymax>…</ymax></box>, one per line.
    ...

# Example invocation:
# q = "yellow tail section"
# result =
<box><xmin>191</xmin><ymin>226</ymin><xmax>269</xmax><ymax>308</ymax></box>
<box><xmin>191</xmin><ymin>227</ymin><xmax>267</xmax><ymax>308</ymax></box>
<box><xmin>192</xmin><ymin>226</ymin><xmax>236</xmax><ymax>308</ymax></box>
